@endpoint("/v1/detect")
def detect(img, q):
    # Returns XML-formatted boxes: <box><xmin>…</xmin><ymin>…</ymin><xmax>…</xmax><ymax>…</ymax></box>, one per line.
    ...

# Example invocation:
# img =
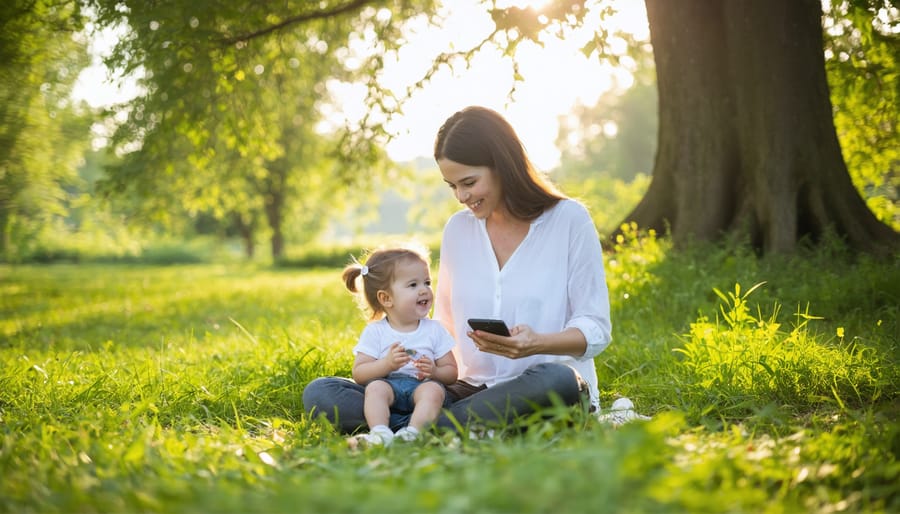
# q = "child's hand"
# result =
<box><xmin>386</xmin><ymin>342</ymin><xmax>412</xmax><ymax>371</ymax></box>
<box><xmin>413</xmin><ymin>355</ymin><xmax>434</xmax><ymax>380</ymax></box>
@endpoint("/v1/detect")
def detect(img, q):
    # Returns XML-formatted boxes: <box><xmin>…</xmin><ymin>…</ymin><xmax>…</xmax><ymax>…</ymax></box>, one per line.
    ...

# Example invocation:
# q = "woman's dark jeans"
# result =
<box><xmin>301</xmin><ymin>362</ymin><xmax>582</xmax><ymax>433</ymax></box>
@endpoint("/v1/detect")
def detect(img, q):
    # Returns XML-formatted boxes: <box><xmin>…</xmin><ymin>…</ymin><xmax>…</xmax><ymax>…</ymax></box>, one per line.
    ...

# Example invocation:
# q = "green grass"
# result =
<box><xmin>1</xmin><ymin>236</ymin><xmax>898</xmax><ymax>513</ymax></box>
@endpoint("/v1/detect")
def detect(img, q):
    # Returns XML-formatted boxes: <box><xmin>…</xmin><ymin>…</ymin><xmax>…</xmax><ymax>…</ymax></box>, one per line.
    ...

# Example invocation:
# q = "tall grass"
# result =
<box><xmin>674</xmin><ymin>282</ymin><xmax>887</xmax><ymax>413</ymax></box>
<box><xmin>0</xmin><ymin>236</ymin><xmax>897</xmax><ymax>513</ymax></box>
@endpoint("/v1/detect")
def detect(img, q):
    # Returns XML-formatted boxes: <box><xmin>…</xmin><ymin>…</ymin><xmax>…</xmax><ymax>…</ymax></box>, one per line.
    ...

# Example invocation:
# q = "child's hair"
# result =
<box><xmin>342</xmin><ymin>244</ymin><xmax>431</xmax><ymax>320</ymax></box>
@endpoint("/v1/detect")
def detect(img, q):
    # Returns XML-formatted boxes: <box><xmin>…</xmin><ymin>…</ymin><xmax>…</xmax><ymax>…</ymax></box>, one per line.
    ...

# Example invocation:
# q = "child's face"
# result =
<box><xmin>381</xmin><ymin>258</ymin><xmax>433</xmax><ymax>324</ymax></box>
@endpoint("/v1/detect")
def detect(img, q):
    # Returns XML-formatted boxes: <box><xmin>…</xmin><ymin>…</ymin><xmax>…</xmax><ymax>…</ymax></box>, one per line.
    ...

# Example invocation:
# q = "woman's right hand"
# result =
<box><xmin>469</xmin><ymin>324</ymin><xmax>542</xmax><ymax>359</ymax></box>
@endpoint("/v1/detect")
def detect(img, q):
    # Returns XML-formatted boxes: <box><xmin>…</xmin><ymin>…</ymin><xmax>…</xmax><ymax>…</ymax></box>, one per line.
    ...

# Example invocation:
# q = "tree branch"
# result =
<box><xmin>219</xmin><ymin>0</ymin><xmax>374</xmax><ymax>45</ymax></box>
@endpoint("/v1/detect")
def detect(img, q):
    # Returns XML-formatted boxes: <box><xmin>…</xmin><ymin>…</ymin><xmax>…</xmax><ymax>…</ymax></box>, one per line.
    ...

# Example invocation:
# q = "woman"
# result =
<box><xmin>302</xmin><ymin>106</ymin><xmax>612</xmax><ymax>433</ymax></box>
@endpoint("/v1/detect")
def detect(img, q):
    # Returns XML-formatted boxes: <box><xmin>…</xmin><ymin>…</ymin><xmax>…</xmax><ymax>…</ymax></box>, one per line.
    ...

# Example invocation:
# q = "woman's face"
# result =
<box><xmin>438</xmin><ymin>158</ymin><xmax>503</xmax><ymax>219</ymax></box>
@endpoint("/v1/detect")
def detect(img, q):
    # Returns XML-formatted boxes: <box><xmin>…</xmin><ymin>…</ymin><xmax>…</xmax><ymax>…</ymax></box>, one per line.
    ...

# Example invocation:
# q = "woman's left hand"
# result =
<box><xmin>468</xmin><ymin>324</ymin><xmax>540</xmax><ymax>359</ymax></box>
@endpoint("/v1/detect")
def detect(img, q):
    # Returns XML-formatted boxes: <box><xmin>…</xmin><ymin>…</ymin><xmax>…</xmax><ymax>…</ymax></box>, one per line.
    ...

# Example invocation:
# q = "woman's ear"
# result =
<box><xmin>377</xmin><ymin>289</ymin><xmax>393</xmax><ymax>308</ymax></box>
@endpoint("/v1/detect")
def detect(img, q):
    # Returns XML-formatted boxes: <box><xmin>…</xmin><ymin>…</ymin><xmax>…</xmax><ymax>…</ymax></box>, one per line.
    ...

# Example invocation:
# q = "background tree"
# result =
<box><xmin>90</xmin><ymin>0</ymin><xmax>428</xmax><ymax>259</ymax></box>
<box><xmin>0</xmin><ymin>0</ymin><xmax>91</xmax><ymax>261</ymax></box>
<box><xmin>555</xmin><ymin>83</ymin><xmax>657</xmax><ymax>183</ymax></box>
<box><xmin>823</xmin><ymin>0</ymin><xmax>898</xmax><ymax>230</ymax></box>
<box><xmin>551</xmin><ymin>39</ymin><xmax>655</xmax><ymax>233</ymax></box>
<box><xmin>554</xmin><ymin>38</ymin><xmax>657</xmax><ymax>183</ymax></box>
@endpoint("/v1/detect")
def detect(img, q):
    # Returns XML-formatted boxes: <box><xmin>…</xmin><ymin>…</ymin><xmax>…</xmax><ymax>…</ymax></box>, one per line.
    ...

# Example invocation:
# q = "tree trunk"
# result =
<box><xmin>241</xmin><ymin>227</ymin><xmax>255</xmax><ymax>260</ymax></box>
<box><xmin>232</xmin><ymin>213</ymin><xmax>255</xmax><ymax>259</ymax></box>
<box><xmin>261</xmin><ymin>160</ymin><xmax>291</xmax><ymax>261</ymax></box>
<box><xmin>0</xmin><ymin>207</ymin><xmax>10</xmax><ymax>262</ymax></box>
<box><xmin>265</xmin><ymin>194</ymin><xmax>284</xmax><ymax>261</ymax></box>
<box><xmin>625</xmin><ymin>0</ymin><xmax>899</xmax><ymax>254</ymax></box>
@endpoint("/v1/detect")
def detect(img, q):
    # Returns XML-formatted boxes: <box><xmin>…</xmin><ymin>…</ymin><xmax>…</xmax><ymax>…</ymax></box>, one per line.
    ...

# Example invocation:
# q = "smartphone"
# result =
<box><xmin>467</xmin><ymin>318</ymin><xmax>511</xmax><ymax>337</ymax></box>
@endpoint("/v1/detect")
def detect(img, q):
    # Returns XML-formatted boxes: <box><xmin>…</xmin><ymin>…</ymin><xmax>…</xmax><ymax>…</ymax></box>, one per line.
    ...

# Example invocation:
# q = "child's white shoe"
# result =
<box><xmin>394</xmin><ymin>426</ymin><xmax>420</xmax><ymax>442</ymax></box>
<box><xmin>347</xmin><ymin>425</ymin><xmax>394</xmax><ymax>449</ymax></box>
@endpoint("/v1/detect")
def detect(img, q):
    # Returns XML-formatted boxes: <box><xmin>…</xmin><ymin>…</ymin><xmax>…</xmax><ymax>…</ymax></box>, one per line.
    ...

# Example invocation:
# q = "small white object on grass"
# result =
<box><xmin>610</xmin><ymin>397</ymin><xmax>634</xmax><ymax>411</ymax></box>
<box><xmin>596</xmin><ymin>397</ymin><xmax>650</xmax><ymax>427</ymax></box>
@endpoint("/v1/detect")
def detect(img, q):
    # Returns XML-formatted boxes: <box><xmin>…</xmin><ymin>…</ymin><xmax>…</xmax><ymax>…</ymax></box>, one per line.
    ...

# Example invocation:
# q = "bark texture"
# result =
<box><xmin>624</xmin><ymin>0</ymin><xmax>899</xmax><ymax>254</ymax></box>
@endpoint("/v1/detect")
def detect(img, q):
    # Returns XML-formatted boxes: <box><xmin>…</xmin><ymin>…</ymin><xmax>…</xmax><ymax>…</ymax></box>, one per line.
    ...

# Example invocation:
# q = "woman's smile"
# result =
<box><xmin>438</xmin><ymin>159</ymin><xmax>499</xmax><ymax>220</ymax></box>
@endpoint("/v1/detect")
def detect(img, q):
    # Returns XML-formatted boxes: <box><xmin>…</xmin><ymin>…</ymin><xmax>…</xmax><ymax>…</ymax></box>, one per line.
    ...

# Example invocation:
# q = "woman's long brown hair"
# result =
<box><xmin>434</xmin><ymin>106</ymin><xmax>564</xmax><ymax>221</ymax></box>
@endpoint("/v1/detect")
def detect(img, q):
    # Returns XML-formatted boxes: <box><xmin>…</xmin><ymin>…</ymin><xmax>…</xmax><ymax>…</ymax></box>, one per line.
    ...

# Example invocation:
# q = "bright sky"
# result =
<box><xmin>73</xmin><ymin>0</ymin><xmax>649</xmax><ymax>170</ymax></box>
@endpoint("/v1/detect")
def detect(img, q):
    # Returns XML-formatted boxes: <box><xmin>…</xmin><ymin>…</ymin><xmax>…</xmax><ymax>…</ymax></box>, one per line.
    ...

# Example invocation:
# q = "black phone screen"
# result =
<box><xmin>467</xmin><ymin>318</ymin><xmax>511</xmax><ymax>337</ymax></box>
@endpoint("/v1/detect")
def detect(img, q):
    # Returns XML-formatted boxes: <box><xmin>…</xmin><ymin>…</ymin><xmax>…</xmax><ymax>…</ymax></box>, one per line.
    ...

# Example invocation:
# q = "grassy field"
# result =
<box><xmin>1</xmin><ymin>234</ymin><xmax>898</xmax><ymax>513</ymax></box>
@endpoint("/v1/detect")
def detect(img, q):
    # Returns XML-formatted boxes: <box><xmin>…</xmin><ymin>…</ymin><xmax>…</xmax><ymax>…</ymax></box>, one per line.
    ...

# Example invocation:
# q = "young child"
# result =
<box><xmin>342</xmin><ymin>245</ymin><xmax>458</xmax><ymax>448</ymax></box>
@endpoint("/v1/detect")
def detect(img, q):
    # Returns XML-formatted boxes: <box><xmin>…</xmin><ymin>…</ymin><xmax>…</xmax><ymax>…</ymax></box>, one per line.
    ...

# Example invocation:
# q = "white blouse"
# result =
<box><xmin>434</xmin><ymin>199</ymin><xmax>612</xmax><ymax>409</ymax></box>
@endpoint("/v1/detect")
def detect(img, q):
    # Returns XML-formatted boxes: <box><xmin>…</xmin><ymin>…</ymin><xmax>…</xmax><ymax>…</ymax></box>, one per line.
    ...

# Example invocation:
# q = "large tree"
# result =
<box><xmin>90</xmin><ymin>0</ymin><xmax>430</xmax><ymax>259</ymax></box>
<box><xmin>624</xmin><ymin>0</ymin><xmax>898</xmax><ymax>253</ymax></box>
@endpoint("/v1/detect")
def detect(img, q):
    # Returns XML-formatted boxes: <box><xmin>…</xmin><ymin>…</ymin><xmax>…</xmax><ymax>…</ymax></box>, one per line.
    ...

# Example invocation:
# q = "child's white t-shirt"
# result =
<box><xmin>353</xmin><ymin>318</ymin><xmax>456</xmax><ymax>378</ymax></box>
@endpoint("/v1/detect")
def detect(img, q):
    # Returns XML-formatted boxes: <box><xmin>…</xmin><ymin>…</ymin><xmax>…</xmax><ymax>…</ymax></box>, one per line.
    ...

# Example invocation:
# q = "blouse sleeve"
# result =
<box><xmin>565</xmin><ymin>209</ymin><xmax>612</xmax><ymax>360</ymax></box>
